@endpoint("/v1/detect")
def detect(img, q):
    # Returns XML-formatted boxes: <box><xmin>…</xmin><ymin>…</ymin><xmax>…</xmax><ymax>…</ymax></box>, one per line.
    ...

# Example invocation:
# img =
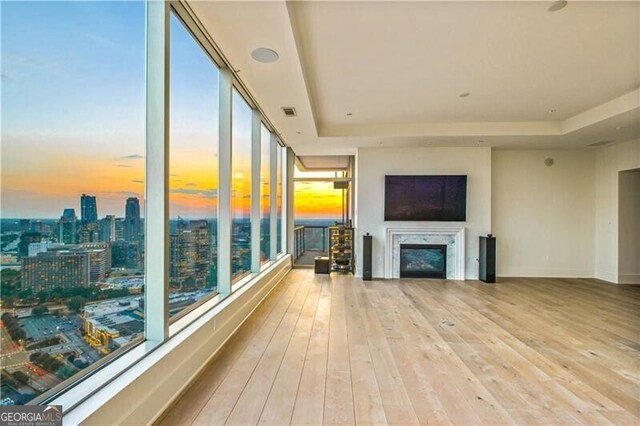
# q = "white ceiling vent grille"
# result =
<box><xmin>282</xmin><ymin>107</ymin><xmax>297</xmax><ymax>117</ymax></box>
<box><xmin>587</xmin><ymin>140</ymin><xmax>615</xmax><ymax>147</ymax></box>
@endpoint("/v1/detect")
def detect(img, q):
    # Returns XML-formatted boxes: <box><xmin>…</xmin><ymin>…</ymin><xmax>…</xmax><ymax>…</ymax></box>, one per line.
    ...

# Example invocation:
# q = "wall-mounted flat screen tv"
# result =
<box><xmin>384</xmin><ymin>175</ymin><xmax>467</xmax><ymax>221</ymax></box>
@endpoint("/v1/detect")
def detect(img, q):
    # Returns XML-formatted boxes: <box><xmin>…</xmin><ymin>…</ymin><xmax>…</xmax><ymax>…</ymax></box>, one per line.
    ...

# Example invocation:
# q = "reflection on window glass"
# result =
<box><xmin>260</xmin><ymin>125</ymin><xmax>271</xmax><ymax>263</ymax></box>
<box><xmin>0</xmin><ymin>1</ymin><xmax>145</xmax><ymax>405</ymax></box>
<box><xmin>276</xmin><ymin>145</ymin><xmax>283</xmax><ymax>254</ymax></box>
<box><xmin>231</xmin><ymin>90</ymin><xmax>252</xmax><ymax>279</ymax></box>
<box><xmin>169</xmin><ymin>14</ymin><xmax>219</xmax><ymax>318</ymax></box>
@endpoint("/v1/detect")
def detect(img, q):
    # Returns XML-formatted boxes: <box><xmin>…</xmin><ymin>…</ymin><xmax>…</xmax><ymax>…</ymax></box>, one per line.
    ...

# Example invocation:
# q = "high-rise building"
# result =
<box><xmin>170</xmin><ymin>219</ymin><xmax>211</xmax><ymax>289</ymax></box>
<box><xmin>81</xmin><ymin>194</ymin><xmax>98</xmax><ymax>224</ymax></box>
<box><xmin>112</xmin><ymin>241</ymin><xmax>142</xmax><ymax>270</ymax></box>
<box><xmin>124</xmin><ymin>197</ymin><xmax>141</xmax><ymax>242</ymax></box>
<box><xmin>21</xmin><ymin>250</ymin><xmax>90</xmax><ymax>293</ymax></box>
<box><xmin>115</xmin><ymin>218</ymin><xmax>125</xmax><ymax>241</ymax></box>
<box><xmin>87</xmin><ymin>248</ymin><xmax>109</xmax><ymax>282</ymax></box>
<box><xmin>79</xmin><ymin>223</ymin><xmax>100</xmax><ymax>243</ymax></box>
<box><xmin>80</xmin><ymin>243</ymin><xmax>112</xmax><ymax>281</ymax></box>
<box><xmin>59</xmin><ymin>208</ymin><xmax>78</xmax><ymax>244</ymax></box>
<box><xmin>99</xmin><ymin>215</ymin><xmax>117</xmax><ymax>243</ymax></box>
<box><xmin>189</xmin><ymin>220</ymin><xmax>212</xmax><ymax>286</ymax></box>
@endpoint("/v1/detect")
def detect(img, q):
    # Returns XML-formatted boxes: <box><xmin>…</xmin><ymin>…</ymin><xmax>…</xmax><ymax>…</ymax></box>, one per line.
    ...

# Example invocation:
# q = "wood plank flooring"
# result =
<box><xmin>156</xmin><ymin>270</ymin><xmax>640</xmax><ymax>425</ymax></box>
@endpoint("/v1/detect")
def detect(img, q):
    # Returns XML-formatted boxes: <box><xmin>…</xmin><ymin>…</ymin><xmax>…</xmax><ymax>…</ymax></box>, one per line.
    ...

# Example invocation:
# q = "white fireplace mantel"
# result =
<box><xmin>385</xmin><ymin>226</ymin><xmax>465</xmax><ymax>280</ymax></box>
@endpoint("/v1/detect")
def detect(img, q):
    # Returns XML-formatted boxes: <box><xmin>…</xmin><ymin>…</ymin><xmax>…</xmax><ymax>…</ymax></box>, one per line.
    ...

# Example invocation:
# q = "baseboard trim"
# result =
<box><xmin>497</xmin><ymin>267</ymin><xmax>594</xmax><ymax>278</ymax></box>
<box><xmin>618</xmin><ymin>273</ymin><xmax>640</xmax><ymax>284</ymax></box>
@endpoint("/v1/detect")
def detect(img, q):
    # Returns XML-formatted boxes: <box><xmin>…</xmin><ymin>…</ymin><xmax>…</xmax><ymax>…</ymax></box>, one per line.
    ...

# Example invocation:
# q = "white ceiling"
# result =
<box><xmin>189</xmin><ymin>0</ymin><xmax>640</xmax><ymax>155</ymax></box>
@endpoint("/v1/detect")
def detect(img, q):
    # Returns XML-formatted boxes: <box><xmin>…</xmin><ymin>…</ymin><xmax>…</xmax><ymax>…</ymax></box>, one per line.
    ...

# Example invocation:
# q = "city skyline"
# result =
<box><xmin>1</xmin><ymin>1</ymin><xmax>343</xmax><ymax>221</ymax></box>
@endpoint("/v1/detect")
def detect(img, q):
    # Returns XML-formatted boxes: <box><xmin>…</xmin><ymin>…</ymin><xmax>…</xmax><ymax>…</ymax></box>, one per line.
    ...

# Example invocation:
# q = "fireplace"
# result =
<box><xmin>385</xmin><ymin>227</ymin><xmax>465</xmax><ymax>280</ymax></box>
<box><xmin>399</xmin><ymin>244</ymin><xmax>447</xmax><ymax>278</ymax></box>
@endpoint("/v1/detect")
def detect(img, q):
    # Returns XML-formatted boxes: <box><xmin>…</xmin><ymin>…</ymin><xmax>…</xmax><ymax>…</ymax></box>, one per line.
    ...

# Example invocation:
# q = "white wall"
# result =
<box><xmin>492</xmin><ymin>150</ymin><xmax>595</xmax><ymax>277</ymax></box>
<box><xmin>618</xmin><ymin>169</ymin><xmax>640</xmax><ymax>284</ymax></box>
<box><xmin>355</xmin><ymin>147</ymin><xmax>492</xmax><ymax>279</ymax></box>
<box><xmin>595</xmin><ymin>139</ymin><xmax>640</xmax><ymax>283</ymax></box>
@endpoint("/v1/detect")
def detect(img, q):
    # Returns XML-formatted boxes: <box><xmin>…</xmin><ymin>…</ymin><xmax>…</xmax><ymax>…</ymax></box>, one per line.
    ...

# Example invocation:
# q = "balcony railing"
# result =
<box><xmin>293</xmin><ymin>226</ymin><xmax>329</xmax><ymax>264</ymax></box>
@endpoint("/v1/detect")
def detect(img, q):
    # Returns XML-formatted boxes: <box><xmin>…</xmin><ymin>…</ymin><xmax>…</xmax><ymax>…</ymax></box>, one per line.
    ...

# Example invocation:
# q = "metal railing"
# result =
<box><xmin>293</xmin><ymin>226</ymin><xmax>329</xmax><ymax>261</ymax></box>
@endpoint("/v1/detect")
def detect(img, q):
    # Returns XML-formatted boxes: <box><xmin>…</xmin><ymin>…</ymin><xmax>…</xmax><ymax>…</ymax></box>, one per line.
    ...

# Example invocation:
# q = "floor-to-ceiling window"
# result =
<box><xmin>0</xmin><ymin>0</ymin><xmax>145</xmax><ymax>405</ymax></box>
<box><xmin>169</xmin><ymin>13</ymin><xmax>220</xmax><ymax>318</ymax></box>
<box><xmin>231</xmin><ymin>90</ymin><xmax>253</xmax><ymax>279</ymax></box>
<box><xmin>0</xmin><ymin>0</ymin><xmax>289</xmax><ymax>409</ymax></box>
<box><xmin>260</xmin><ymin>124</ymin><xmax>271</xmax><ymax>264</ymax></box>
<box><xmin>276</xmin><ymin>145</ymin><xmax>284</xmax><ymax>254</ymax></box>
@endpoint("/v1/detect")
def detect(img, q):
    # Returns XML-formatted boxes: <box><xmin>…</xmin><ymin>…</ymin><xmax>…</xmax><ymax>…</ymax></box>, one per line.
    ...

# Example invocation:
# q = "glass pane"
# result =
<box><xmin>260</xmin><ymin>125</ymin><xmax>271</xmax><ymax>263</ymax></box>
<box><xmin>231</xmin><ymin>90</ymin><xmax>252</xmax><ymax>279</ymax></box>
<box><xmin>0</xmin><ymin>1</ymin><xmax>145</xmax><ymax>405</ymax></box>
<box><xmin>169</xmin><ymin>14</ymin><xmax>219</xmax><ymax>318</ymax></box>
<box><xmin>276</xmin><ymin>145</ymin><xmax>283</xmax><ymax>254</ymax></box>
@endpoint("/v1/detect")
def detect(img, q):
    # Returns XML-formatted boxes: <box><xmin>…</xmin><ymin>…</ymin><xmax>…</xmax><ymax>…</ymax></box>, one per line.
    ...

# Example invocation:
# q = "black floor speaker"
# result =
<box><xmin>479</xmin><ymin>234</ymin><xmax>496</xmax><ymax>283</ymax></box>
<box><xmin>363</xmin><ymin>234</ymin><xmax>372</xmax><ymax>281</ymax></box>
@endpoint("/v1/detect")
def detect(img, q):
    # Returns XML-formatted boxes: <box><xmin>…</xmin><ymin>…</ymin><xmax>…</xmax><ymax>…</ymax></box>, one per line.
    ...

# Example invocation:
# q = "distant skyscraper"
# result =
<box><xmin>99</xmin><ymin>215</ymin><xmax>117</xmax><ymax>243</ymax></box>
<box><xmin>124</xmin><ymin>197</ymin><xmax>141</xmax><ymax>242</ymax></box>
<box><xmin>112</xmin><ymin>241</ymin><xmax>142</xmax><ymax>270</ymax></box>
<box><xmin>170</xmin><ymin>219</ymin><xmax>211</xmax><ymax>289</ymax></box>
<box><xmin>81</xmin><ymin>194</ymin><xmax>98</xmax><ymax>223</ymax></box>
<box><xmin>58</xmin><ymin>208</ymin><xmax>77</xmax><ymax>244</ymax></box>
<box><xmin>80</xmin><ymin>243</ymin><xmax>112</xmax><ymax>278</ymax></box>
<box><xmin>21</xmin><ymin>250</ymin><xmax>90</xmax><ymax>293</ymax></box>
<box><xmin>85</xmin><ymin>247</ymin><xmax>110</xmax><ymax>282</ymax></box>
<box><xmin>125</xmin><ymin>197</ymin><xmax>140</xmax><ymax>220</ymax></box>
<box><xmin>79</xmin><ymin>223</ymin><xmax>99</xmax><ymax>243</ymax></box>
<box><xmin>115</xmin><ymin>218</ymin><xmax>125</xmax><ymax>241</ymax></box>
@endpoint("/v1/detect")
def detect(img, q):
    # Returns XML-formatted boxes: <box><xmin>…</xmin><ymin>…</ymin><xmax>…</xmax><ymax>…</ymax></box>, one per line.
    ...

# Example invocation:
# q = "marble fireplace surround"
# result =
<box><xmin>385</xmin><ymin>227</ymin><xmax>466</xmax><ymax>280</ymax></box>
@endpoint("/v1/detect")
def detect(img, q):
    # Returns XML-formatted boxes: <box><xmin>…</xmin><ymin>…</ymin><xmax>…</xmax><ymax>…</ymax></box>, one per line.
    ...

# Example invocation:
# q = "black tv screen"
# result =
<box><xmin>384</xmin><ymin>175</ymin><xmax>467</xmax><ymax>221</ymax></box>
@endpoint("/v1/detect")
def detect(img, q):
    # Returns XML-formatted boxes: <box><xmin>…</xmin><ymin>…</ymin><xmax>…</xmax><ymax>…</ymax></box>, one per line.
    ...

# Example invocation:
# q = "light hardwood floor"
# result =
<box><xmin>156</xmin><ymin>270</ymin><xmax>640</xmax><ymax>425</ymax></box>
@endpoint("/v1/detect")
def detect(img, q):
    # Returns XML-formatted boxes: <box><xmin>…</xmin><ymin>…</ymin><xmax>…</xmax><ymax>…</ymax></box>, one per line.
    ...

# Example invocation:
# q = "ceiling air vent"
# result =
<box><xmin>282</xmin><ymin>107</ymin><xmax>297</xmax><ymax>117</ymax></box>
<box><xmin>587</xmin><ymin>140</ymin><xmax>615</xmax><ymax>147</ymax></box>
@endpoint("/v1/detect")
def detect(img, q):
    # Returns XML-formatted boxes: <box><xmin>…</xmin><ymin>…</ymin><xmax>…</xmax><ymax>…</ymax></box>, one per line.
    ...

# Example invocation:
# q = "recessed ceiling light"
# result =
<box><xmin>346</xmin><ymin>112</ymin><xmax>353</xmax><ymax>116</ymax></box>
<box><xmin>478</xmin><ymin>140</ymin><xmax>485</xmax><ymax>144</ymax></box>
<box><xmin>251</xmin><ymin>47</ymin><xmax>279</xmax><ymax>63</ymax></box>
<box><xmin>615</xmin><ymin>126</ymin><xmax>624</xmax><ymax>131</ymax></box>
<box><xmin>296</xmin><ymin>131</ymin><xmax>301</xmax><ymax>135</ymax></box>
<box><xmin>548</xmin><ymin>1</ymin><xmax>568</xmax><ymax>12</ymax></box>
<box><xmin>459</xmin><ymin>92</ymin><xmax>470</xmax><ymax>98</ymax></box>
<box><xmin>548</xmin><ymin>109</ymin><xmax>556</xmax><ymax>113</ymax></box>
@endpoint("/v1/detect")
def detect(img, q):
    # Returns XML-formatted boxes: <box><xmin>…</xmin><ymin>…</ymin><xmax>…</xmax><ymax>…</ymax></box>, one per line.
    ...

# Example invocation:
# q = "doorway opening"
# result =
<box><xmin>293</xmin><ymin>156</ymin><xmax>353</xmax><ymax>267</ymax></box>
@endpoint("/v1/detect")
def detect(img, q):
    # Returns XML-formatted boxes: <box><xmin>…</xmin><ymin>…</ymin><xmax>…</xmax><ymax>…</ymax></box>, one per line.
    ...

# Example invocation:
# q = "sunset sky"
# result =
<box><xmin>1</xmin><ymin>1</ymin><xmax>341</xmax><ymax>221</ymax></box>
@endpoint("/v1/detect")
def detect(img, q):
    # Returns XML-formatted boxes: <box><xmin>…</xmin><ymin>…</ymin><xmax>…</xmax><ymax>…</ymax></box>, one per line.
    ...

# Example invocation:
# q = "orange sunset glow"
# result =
<box><xmin>294</xmin><ymin>181</ymin><xmax>345</xmax><ymax>220</ymax></box>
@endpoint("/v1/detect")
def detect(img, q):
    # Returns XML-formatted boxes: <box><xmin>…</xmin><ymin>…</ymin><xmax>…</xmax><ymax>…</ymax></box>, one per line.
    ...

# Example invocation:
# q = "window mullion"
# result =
<box><xmin>269</xmin><ymin>135</ymin><xmax>278</xmax><ymax>260</ymax></box>
<box><xmin>145</xmin><ymin>0</ymin><xmax>170</xmax><ymax>342</ymax></box>
<box><xmin>250</xmin><ymin>111</ymin><xmax>261</xmax><ymax>272</ymax></box>
<box><xmin>217</xmin><ymin>67</ymin><xmax>233</xmax><ymax>296</ymax></box>
<box><xmin>284</xmin><ymin>147</ymin><xmax>294</xmax><ymax>255</ymax></box>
